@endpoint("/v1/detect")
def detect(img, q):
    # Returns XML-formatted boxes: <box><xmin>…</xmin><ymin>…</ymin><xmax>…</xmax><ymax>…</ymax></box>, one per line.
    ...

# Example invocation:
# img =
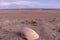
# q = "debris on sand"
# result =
<box><xmin>21</xmin><ymin>20</ymin><xmax>38</xmax><ymax>26</ymax></box>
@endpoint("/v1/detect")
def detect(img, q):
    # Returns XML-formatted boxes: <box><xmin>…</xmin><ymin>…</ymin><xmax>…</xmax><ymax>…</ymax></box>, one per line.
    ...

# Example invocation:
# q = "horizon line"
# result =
<box><xmin>0</xmin><ymin>8</ymin><xmax>60</xmax><ymax>10</ymax></box>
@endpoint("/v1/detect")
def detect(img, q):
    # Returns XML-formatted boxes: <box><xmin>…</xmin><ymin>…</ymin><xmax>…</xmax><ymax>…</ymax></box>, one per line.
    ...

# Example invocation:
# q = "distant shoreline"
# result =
<box><xmin>0</xmin><ymin>8</ymin><xmax>60</xmax><ymax>10</ymax></box>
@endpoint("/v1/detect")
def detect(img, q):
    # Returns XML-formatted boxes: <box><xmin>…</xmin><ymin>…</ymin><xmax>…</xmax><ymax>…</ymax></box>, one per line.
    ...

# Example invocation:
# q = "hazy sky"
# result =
<box><xmin>0</xmin><ymin>0</ymin><xmax>60</xmax><ymax>9</ymax></box>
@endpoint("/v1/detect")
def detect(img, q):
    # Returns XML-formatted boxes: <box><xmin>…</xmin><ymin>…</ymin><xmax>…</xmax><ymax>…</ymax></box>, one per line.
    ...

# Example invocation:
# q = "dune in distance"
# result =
<box><xmin>0</xmin><ymin>10</ymin><xmax>60</xmax><ymax>40</ymax></box>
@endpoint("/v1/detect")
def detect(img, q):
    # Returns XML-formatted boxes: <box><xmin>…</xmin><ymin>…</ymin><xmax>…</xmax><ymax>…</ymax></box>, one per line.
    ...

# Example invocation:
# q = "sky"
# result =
<box><xmin>0</xmin><ymin>0</ymin><xmax>60</xmax><ymax>9</ymax></box>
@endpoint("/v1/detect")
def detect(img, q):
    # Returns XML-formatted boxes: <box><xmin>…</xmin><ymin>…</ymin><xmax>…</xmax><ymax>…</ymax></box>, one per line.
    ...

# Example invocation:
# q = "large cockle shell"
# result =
<box><xmin>20</xmin><ymin>27</ymin><xmax>39</xmax><ymax>40</ymax></box>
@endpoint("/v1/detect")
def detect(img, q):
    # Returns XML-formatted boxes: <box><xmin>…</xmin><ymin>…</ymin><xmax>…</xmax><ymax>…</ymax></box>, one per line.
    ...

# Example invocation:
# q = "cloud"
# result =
<box><xmin>0</xmin><ymin>1</ymin><xmax>40</xmax><ymax>9</ymax></box>
<box><xmin>0</xmin><ymin>1</ymin><xmax>60</xmax><ymax>9</ymax></box>
<box><xmin>12</xmin><ymin>1</ymin><xmax>33</xmax><ymax>5</ymax></box>
<box><xmin>0</xmin><ymin>2</ymin><xmax>11</xmax><ymax>6</ymax></box>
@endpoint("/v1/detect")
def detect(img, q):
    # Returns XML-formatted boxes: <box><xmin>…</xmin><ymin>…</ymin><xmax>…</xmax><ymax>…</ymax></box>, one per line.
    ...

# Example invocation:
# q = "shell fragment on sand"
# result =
<box><xmin>20</xmin><ymin>27</ymin><xmax>39</xmax><ymax>40</ymax></box>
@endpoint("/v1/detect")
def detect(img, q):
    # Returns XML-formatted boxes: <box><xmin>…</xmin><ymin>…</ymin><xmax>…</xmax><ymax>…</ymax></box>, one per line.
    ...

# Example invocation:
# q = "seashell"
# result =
<box><xmin>20</xmin><ymin>27</ymin><xmax>39</xmax><ymax>40</ymax></box>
